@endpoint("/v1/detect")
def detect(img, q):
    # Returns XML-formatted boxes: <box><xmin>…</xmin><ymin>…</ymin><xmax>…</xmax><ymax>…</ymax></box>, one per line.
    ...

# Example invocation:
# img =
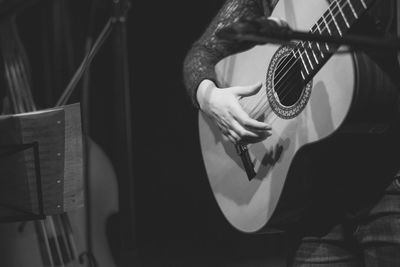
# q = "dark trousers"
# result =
<box><xmin>287</xmin><ymin>177</ymin><xmax>400</xmax><ymax>267</ymax></box>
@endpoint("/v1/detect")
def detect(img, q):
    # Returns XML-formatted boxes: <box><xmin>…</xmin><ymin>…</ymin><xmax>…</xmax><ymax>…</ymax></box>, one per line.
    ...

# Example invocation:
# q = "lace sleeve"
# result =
<box><xmin>182</xmin><ymin>0</ymin><xmax>278</xmax><ymax>108</ymax></box>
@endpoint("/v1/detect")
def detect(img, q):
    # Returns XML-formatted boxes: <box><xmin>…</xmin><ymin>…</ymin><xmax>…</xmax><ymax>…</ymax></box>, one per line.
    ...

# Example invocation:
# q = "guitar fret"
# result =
<box><xmin>350</xmin><ymin>0</ymin><xmax>367</xmax><ymax>15</ymax></box>
<box><xmin>311</xmin><ymin>26</ymin><xmax>325</xmax><ymax>58</ymax></box>
<box><xmin>292</xmin><ymin>50</ymin><xmax>306</xmax><ymax>80</ymax></box>
<box><xmin>330</xmin><ymin>1</ymin><xmax>350</xmax><ymax>35</ymax></box>
<box><xmin>335</xmin><ymin>0</ymin><xmax>350</xmax><ymax>28</ymax></box>
<box><xmin>316</xmin><ymin>23</ymin><xmax>330</xmax><ymax>54</ymax></box>
<box><xmin>315</xmin><ymin>42</ymin><xmax>324</xmax><ymax>58</ymax></box>
<box><xmin>328</xmin><ymin>7</ymin><xmax>342</xmax><ymax>36</ymax></box>
<box><xmin>357</xmin><ymin>0</ymin><xmax>376</xmax><ymax>18</ymax></box>
<box><xmin>308</xmin><ymin>42</ymin><xmax>319</xmax><ymax>64</ymax></box>
<box><xmin>341</xmin><ymin>1</ymin><xmax>358</xmax><ymax>25</ymax></box>
<box><xmin>302</xmin><ymin>43</ymin><xmax>315</xmax><ymax>70</ymax></box>
<box><xmin>295</xmin><ymin>0</ymin><xmax>373</xmax><ymax>83</ymax></box>
<box><xmin>294</xmin><ymin>48</ymin><xmax>310</xmax><ymax>76</ymax></box>
<box><xmin>293</xmin><ymin>0</ymin><xmax>372</xmax><ymax>82</ymax></box>
<box><xmin>300</xmin><ymin>69</ymin><xmax>305</xmax><ymax>80</ymax></box>
<box><xmin>299</xmin><ymin>49</ymin><xmax>310</xmax><ymax>75</ymax></box>
<box><xmin>322</xmin><ymin>15</ymin><xmax>332</xmax><ymax>35</ymax></box>
<box><xmin>346</xmin><ymin>0</ymin><xmax>358</xmax><ymax>19</ymax></box>
<box><xmin>305</xmin><ymin>51</ymin><xmax>314</xmax><ymax>70</ymax></box>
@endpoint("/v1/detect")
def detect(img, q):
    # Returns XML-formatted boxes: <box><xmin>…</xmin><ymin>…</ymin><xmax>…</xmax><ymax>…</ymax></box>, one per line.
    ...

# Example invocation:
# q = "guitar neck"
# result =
<box><xmin>295</xmin><ymin>0</ymin><xmax>375</xmax><ymax>84</ymax></box>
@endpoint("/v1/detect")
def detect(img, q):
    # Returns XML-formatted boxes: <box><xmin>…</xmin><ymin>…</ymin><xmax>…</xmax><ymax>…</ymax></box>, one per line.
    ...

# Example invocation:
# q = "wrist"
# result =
<box><xmin>196</xmin><ymin>79</ymin><xmax>217</xmax><ymax>111</ymax></box>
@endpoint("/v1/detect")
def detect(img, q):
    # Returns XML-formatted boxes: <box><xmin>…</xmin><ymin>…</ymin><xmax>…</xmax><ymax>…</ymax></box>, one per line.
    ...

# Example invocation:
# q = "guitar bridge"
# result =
<box><xmin>235</xmin><ymin>144</ymin><xmax>256</xmax><ymax>180</ymax></box>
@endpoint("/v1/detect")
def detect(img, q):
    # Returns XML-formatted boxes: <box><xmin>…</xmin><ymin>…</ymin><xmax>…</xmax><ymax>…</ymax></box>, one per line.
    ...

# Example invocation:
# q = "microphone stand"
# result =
<box><xmin>217</xmin><ymin>21</ymin><xmax>400</xmax><ymax>51</ymax></box>
<box><xmin>111</xmin><ymin>0</ymin><xmax>136</xmax><ymax>253</ymax></box>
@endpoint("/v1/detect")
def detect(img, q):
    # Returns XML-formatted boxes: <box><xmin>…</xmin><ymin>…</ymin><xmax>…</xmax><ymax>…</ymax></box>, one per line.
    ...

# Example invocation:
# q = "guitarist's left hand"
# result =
<box><xmin>196</xmin><ymin>79</ymin><xmax>272</xmax><ymax>144</ymax></box>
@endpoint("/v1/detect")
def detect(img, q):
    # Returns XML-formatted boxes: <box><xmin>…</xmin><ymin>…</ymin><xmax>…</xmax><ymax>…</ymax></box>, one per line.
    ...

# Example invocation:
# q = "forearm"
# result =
<box><xmin>183</xmin><ymin>46</ymin><xmax>220</xmax><ymax>109</ymax></box>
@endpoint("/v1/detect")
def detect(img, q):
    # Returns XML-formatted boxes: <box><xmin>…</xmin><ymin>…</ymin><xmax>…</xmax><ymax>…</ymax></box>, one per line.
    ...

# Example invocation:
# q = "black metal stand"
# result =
<box><xmin>111</xmin><ymin>0</ymin><xmax>136</xmax><ymax>251</ymax></box>
<box><xmin>217</xmin><ymin>20</ymin><xmax>400</xmax><ymax>51</ymax></box>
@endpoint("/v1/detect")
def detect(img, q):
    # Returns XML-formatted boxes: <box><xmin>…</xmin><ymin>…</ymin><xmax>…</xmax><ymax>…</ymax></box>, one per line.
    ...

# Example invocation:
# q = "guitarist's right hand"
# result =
<box><xmin>196</xmin><ymin>79</ymin><xmax>272</xmax><ymax>144</ymax></box>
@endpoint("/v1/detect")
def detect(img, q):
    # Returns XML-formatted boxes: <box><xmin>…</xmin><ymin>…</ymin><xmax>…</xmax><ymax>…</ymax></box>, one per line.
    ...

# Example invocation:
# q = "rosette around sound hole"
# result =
<box><xmin>266</xmin><ymin>46</ymin><xmax>312</xmax><ymax>120</ymax></box>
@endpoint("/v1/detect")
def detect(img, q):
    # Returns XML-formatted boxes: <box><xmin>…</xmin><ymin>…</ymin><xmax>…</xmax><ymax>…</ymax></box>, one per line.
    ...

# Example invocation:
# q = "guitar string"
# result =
<box><xmin>245</xmin><ymin>0</ymin><xmax>361</xmax><ymax>127</ymax></box>
<box><xmin>270</xmin><ymin>0</ymin><xmax>349</xmax><ymax>98</ymax></box>
<box><xmin>265</xmin><ymin>0</ymin><xmax>364</xmax><ymax>124</ymax></box>
<box><xmin>266</xmin><ymin>0</ymin><xmax>363</xmax><ymax>127</ymax></box>
<box><xmin>271</xmin><ymin>0</ymin><xmax>349</xmax><ymax>82</ymax></box>
<box><xmin>244</xmin><ymin>0</ymin><xmax>347</xmax><ymax>122</ymax></box>
<box><xmin>263</xmin><ymin>0</ymin><xmax>350</xmax><ymax>115</ymax></box>
<box><xmin>238</xmin><ymin>4</ymin><xmax>342</xmax><ymax>129</ymax></box>
<box><xmin>265</xmin><ymin>4</ymin><xmax>360</xmax><ymax>130</ymax></box>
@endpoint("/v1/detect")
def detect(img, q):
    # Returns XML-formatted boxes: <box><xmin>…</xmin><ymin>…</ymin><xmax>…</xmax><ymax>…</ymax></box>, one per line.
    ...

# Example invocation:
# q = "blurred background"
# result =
<box><xmin>1</xmin><ymin>0</ymin><xmax>287</xmax><ymax>266</ymax></box>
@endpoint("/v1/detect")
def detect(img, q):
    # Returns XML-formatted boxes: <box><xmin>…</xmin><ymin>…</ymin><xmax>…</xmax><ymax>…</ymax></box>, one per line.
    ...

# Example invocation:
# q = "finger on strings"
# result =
<box><xmin>230</xmin><ymin>119</ymin><xmax>259</xmax><ymax>139</ymax></box>
<box><xmin>231</xmin><ymin>82</ymin><xmax>262</xmax><ymax>97</ymax></box>
<box><xmin>231</xmin><ymin>102</ymin><xmax>271</xmax><ymax>130</ymax></box>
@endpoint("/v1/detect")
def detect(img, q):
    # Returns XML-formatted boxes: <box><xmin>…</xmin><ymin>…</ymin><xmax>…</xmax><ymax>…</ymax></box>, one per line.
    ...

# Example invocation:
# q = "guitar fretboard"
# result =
<box><xmin>293</xmin><ymin>0</ymin><xmax>374</xmax><ymax>83</ymax></box>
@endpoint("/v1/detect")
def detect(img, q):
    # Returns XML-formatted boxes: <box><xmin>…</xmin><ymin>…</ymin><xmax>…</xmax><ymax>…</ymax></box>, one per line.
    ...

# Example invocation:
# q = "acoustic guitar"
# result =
<box><xmin>199</xmin><ymin>0</ymin><xmax>400</xmax><ymax>233</ymax></box>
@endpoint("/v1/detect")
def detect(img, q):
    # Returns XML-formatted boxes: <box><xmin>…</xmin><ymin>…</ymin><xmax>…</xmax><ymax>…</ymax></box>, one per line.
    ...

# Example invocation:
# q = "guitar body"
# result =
<box><xmin>87</xmin><ymin>140</ymin><xmax>119</xmax><ymax>267</ymax></box>
<box><xmin>199</xmin><ymin>0</ymin><xmax>400</xmax><ymax>233</ymax></box>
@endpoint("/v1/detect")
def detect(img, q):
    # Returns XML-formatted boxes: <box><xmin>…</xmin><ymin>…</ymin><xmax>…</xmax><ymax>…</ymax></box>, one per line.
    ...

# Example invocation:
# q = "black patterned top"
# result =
<box><xmin>183</xmin><ymin>0</ymin><xmax>279</xmax><ymax>108</ymax></box>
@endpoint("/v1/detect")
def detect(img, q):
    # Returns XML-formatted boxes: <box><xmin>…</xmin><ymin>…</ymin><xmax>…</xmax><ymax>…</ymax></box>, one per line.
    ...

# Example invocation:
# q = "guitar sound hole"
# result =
<box><xmin>273</xmin><ymin>55</ymin><xmax>306</xmax><ymax>107</ymax></box>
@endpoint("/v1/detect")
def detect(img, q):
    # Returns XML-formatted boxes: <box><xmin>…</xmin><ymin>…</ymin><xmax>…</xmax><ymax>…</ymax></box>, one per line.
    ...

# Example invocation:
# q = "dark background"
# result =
<box><xmin>14</xmin><ymin>0</ymin><xmax>286</xmax><ymax>265</ymax></box>
<box><xmin>127</xmin><ymin>1</ymin><xmax>286</xmax><ymax>265</ymax></box>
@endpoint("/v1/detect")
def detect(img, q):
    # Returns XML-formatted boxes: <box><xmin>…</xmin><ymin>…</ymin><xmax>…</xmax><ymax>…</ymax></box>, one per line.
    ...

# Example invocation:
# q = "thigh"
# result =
<box><xmin>287</xmin><ymin>224</ymin><xmax>362</xmax><ymax>267</ymax></box>
<box><xmin>355</xmin><ymin>177</ymin><xmax>400</xmax><ymax>267</ymax></box>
